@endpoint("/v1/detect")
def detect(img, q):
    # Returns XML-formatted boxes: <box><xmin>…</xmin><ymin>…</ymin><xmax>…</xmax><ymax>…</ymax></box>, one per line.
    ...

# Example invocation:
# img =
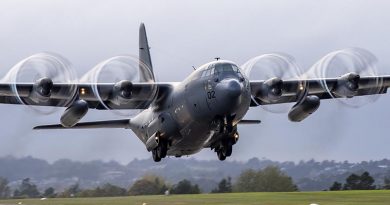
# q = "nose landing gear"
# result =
<box><xmin>152</xmin><ymin>139</ymin><xmax>168</xmax><ymax>162</ymax></box>
<box><xmin>212</xmin><ymin>116</ymin><xmax>239</xmax><ymax>161</ymax></box>
<box><xmin>215</xmin><ymin>132</ymin><xmax>239</xmax><ymax>161</ymax></box>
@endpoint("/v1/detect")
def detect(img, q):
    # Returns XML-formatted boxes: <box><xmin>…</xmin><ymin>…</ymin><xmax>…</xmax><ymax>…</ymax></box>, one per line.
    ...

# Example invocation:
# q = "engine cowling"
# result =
<box><xmin>256</xmin><ymin>77</ymin><xmax>283</xmax><ymax>103</ymax></box>
<box><xmin>110</xmin><ymin>80</ymin><xmax>133</xmax><ymax>105</ymax></box>
<box><xmin>29</xmin><ymin>78</ymin><xmax>53</xmax><ymax>102</ymax></box>
<box><xmin>60</xmin><ymin>99</ymin><xmax>89</xmax><ymax>127</ymax></box>
<box><xmin>288</xmin><ymin>95</ymin><xmax>320</xmax><ymax>122</ymax></box>
<box><xmin>332</xmin><ymin>72</ymin><xmax>360</xmax><ymax>97</ymax></box>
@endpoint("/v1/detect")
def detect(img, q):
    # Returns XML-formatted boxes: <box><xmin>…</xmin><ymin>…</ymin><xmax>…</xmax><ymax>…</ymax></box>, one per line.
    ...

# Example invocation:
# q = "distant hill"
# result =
<box><xmin>0</xmin><ymin>156</ymin><xmax>389</xmax><ymax>192</ymax></box>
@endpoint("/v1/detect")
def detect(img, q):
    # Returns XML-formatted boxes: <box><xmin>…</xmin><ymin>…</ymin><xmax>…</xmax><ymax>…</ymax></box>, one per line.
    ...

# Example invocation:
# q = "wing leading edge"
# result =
<box><xmin>0</xmin><ymin>82</ymin><xmax>176</xmax><ymax>110</ymax></box>
<box><xmin>249</xmin><ymin>75</ymin><xmax>390</xmax><ymax>105</ymax></box>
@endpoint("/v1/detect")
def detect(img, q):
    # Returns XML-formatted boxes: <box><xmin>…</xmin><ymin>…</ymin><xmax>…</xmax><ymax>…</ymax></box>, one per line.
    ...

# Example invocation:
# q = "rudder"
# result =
<box><xmin>139</xmin><ymin>23</ymin><xmax>154</xmax><ymax>79</ymax></box>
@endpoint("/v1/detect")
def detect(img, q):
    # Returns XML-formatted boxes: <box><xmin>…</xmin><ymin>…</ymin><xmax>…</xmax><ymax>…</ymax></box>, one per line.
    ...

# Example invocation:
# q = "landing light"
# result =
<box><xmin>80</xmin><ymin>88</ymin><xmax>86</xmax><ymax>95</ymax></box>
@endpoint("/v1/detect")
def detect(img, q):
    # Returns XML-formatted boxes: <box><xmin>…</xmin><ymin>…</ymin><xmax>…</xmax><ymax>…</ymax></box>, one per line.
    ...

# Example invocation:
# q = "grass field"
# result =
<box><xmin>0</xmin><ymin>190</ymin><xmax>389</xmax><ymax>205</ymax></box>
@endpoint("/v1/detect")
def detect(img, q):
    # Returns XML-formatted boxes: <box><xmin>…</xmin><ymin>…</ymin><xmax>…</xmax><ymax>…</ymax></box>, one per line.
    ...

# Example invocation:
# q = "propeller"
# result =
<box><xmin>305</xmin><ymin>48</ymin><xmax>383</xmax><ymax>108</ymax></box>
<box><xmin>80</xmin><ymin>55</ymin><xmax>157</xmax><ymax>116</ymax></box>
<box><xmin>2</xmin><ymin>53</ymin><xmax>78</xmax><ymax>114</ymax></box>
<box><xmin>242</xmin><ymin>53</ymin><xmax>307</xmax><ymax>113</ymax></box>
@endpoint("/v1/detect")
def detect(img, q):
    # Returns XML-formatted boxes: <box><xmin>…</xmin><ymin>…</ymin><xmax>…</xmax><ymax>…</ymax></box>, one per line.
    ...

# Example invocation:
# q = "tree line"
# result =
<box><xmin>0</xmin><ymin>176</ymin><xmax>201</xmax><ymax>199</ymax></box>
<box><xmin>329</xmin><ymin>171</ymin><xmax>390</xmax><ymax>191</ymax></box>
<box><xmin>0</xmin><ymin>166</ymin><xmax>299</xmax><ymax>198</ymax></box>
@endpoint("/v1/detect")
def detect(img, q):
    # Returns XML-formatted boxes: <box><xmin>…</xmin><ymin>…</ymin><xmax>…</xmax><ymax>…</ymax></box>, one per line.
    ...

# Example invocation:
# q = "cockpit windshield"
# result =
<box><xmin>201</xmin><ymin>63</ymin><xmax>241</xmax><ymax>78</ymax></box>
<box><xmin>214</xmin><ymin>63</ymin><xmax>240</xmax><ymax>74</ymax></box>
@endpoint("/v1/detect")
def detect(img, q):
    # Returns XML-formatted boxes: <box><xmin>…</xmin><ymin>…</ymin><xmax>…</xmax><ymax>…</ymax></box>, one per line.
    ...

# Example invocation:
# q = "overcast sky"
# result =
<box><xmin>0</xmin><ymin>0</ymin><xmax>390</xmax><ymax>164</ymax></box>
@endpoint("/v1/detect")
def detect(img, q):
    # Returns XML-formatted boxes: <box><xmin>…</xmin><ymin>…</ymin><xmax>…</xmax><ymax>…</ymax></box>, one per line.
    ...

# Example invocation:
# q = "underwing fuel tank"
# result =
<box><xmin>288</xmin><ymin>95</ymin><xmax>320</xmax><ymax>122</ymax></box>
<box><xmin>60</xmin><ymin>100</ymin><xmax>89</xmax><ymax>127</ymax></box>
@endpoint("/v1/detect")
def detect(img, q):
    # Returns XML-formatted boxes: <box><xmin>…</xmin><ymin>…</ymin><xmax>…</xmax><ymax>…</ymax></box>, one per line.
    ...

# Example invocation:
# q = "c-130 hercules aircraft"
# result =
<box><xmin>1</xmin><ymin>23</ymin><xmax>389</xmax><ymax>162</ymax></box>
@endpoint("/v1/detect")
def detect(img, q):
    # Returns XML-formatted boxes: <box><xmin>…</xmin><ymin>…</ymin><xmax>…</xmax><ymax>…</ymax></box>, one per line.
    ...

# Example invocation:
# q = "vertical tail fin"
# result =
<box><xmin>139</xmin><ymin>23</ymin><xmax>154</xmax><ymax>79</ymax></box>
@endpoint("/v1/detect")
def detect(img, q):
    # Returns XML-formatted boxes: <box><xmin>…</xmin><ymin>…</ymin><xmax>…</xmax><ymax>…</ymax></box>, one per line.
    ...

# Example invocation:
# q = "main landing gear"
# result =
<box><xmin>213</xmin><ymin>116</ymin><xmax>239</xmax><ymax>161</ymax></box>
<box><xmin>152</xmin><ymin>139</ymin><xmax>168</xmax><ymax>162</ymax></box>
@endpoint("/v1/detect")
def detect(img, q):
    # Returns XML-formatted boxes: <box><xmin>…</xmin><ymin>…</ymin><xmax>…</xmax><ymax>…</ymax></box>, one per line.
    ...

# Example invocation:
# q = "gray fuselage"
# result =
<box><xmin>129</xmin><ymin>60</ymin><xmax>251</xmax><ymax>157</ymax></box>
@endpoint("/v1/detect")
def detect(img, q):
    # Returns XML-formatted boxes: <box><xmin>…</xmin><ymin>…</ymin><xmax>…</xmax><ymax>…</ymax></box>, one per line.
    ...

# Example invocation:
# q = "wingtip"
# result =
<box><xmin>33</xmin><ymin>126</ymin><xmax>44</xmax><ymax>130</ymax></box>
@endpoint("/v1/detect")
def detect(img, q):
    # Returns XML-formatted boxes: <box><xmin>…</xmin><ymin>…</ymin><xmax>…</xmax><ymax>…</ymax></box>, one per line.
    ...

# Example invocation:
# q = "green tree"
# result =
<box><xmin>171</xmin><ymin>179</ymin><xmax>200</xmax><ymax>194</ymax></box>
<box><xmin>235</xmin><ymin>166</ymin><xmax>298</xmax><ymax>192</ymax></box>
<box><xmin>0</xmin><ymin>177</ymin><xmax>10</xmax><ymax>199</ymax></box>
<box><xmin>343</xmin><ymin>173</ymin><xmax>360</xmax><ymax>190</ymax></box>
<box><xmin>211</xmin><ymin>177</ymin><xmax>232</xmax><ymax>193</ymax></box>
<box><xmin>128</xmin><ymin>175</ymin><xmax>167</xmax><ymax>196</ymax></box>
<box><xmin>235</xmin><ymin>169</ymin><xmax>258</xmax><ymax>192</ymax></box>
<box><xmin>13</xmin><ymin>178</ymin><xmax>40</xmax><ymax>198</ymax></box>
<box><xmin>329</xmin><ymin>181</ymin><xmax>342</xmax><ymax>191</ymax></box>
<box><xmin>43</xmin><ymin>187</ymin><xmax>56</xmax><ymax>198</ymax></box>
<box><xmin>359</xmin><ymin>172</ymin><xmax>376</xmax><ymax>190</ymax></box>
<box><xmin>343</xmin><ymin>172</ymin><xmax>376</xmax><ymax>190</ymax></box>
<box><xmin>129</xmin><ymin>179</ymin><xmax>161</xmax><ymax>195</ymax></box>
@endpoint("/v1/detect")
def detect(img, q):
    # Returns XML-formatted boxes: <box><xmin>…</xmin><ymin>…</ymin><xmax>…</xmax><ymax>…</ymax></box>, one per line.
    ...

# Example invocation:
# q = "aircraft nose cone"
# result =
<box><xmin>213</xmin><ymin>78</ymin><xmax>245</xmax><ymax>115</ymax></box>
<box><xmin>224</xmin><ymin>79</ymin><xmax>242</xmax><ymax>98</ymax></box>
<box><xmin>215</xmin><ymin>79</ymin><xmax>243</xmax><ymax>103</ymax></box>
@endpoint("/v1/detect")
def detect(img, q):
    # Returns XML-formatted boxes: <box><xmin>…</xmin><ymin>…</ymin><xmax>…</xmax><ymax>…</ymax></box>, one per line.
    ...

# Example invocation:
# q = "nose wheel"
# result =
<box><xmin>213</xmin><ymin>115</ymin><xmax>238</xmax><ymax>161</ymax></box>
<box><xmin>213</xmin><ymin>131</ymin><xmax>238</xmax><ymax>161</ymax></box>
<box><xmin>152</xmin><ymin>139</ymin><xmax>168</xmax><ymax>162</ymax></box>
<box><xmin>216</xmin><ymin>143</ymin><xmax>233</xmax><ymax>161</ymax></box>
<box><xmin>217</xmin><ymin>150</ymin><xmax>227</xmax><ymax>161</ymax></box>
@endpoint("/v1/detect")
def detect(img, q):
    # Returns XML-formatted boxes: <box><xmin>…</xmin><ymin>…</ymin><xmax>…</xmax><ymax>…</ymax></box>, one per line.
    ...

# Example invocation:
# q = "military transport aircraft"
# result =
<box><xmin>1</xmin><ymin>23</ymin><xmax>389</xmax><ymax>162</ymax></box>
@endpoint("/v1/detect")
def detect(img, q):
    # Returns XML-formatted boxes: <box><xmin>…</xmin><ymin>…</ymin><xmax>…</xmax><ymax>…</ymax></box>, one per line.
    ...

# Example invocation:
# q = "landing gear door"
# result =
<box><xmin>204</xmin><ymin>64</ymin><xmax>218</xmax><ymax>110</ymax></box>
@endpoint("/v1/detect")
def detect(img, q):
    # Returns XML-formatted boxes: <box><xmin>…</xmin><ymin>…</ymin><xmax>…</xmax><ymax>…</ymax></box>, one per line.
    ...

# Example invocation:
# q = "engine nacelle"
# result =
<box><xmin>110</xmin><ymin>80</ymin><xmax>133</xmax><ymax>105</ymax></box>
<box><xmin>332</xmin><ymin>72</ymin><xmax>360</xmax><ymax>97</ymax></box>
<box><xmin>30</xmin><ymin>78</ymin><xmax>53</xmax><ymax>102</ymax></box>
<box><xmin>60</xmin><ymin>99</ymin><xmax>89</xmax><ymax>127</ymax></box>
<box><xmin>256</xmin><ymin>77</ymin><xmax>283</xmax><ymax>103</ymax></box>
<box><xmin>288</xmin><ymin>95</ymin><xmax>320</xmax><ymax>122</ymax></box>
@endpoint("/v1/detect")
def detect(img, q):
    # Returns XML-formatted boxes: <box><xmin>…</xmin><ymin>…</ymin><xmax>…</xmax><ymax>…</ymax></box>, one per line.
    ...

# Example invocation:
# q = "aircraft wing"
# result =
<box><xmin>0</xmin><ymin>82</ymin><xmax>175</xmax><ymax>109</ymax></box>
<box><xmin>249</xmin><ymin>74</ymin><xmax>390</xmax><ymax>105</ymax></box>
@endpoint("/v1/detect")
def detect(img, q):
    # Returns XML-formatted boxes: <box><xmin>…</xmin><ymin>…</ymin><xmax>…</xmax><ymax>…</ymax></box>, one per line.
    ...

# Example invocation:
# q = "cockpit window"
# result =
<box><xmin>232</xmin><ymin>65</ymin><xmax>240</xmax><ymax>72</ymax></box>
<box><xmin>201</xmin><ymin>63</ymin><xmax>241</xmax><ymax>78</ymax></box>
<box><xmin>215</xmin><ymin>63</ymin><xmax>241</xmax><ymax>74</ymax></box>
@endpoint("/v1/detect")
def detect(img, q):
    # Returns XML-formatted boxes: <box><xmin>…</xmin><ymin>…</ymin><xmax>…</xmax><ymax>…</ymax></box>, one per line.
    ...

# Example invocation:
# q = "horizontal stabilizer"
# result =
<box><xmin>33</xmin><ymin>119</ymin><xmax>130</xmax><ymax>130</ymax></box>
<box><xmin>238</xmin><ymin>119</ymin><xmax>261</xmax><ymax>124</ymax></box>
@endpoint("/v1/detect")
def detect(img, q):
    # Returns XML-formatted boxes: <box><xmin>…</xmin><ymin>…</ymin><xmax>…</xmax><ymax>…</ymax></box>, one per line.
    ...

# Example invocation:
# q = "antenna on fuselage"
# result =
<box><xmin>214</xmin><ymin>57</ymin><xmax>220</xmax><ymax>61</ymax></box>
<box><xmin>192</xmin><ymin>66</ymin><xmax>196</xmax><ymax>70</ymax></box>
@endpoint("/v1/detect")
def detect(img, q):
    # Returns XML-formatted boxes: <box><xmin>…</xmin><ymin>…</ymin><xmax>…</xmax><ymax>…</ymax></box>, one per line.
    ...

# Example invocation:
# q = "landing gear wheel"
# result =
<box><xmin>152</xmin><ymin>149</ymin><xmax>161</xmax><ymax>162</ymax></box>
<box><xmin>217</xmin><ymin>151</ymin><xmax>226</xmax><ymax>161</ymax></box>
<box><xmin>224</xmin><ymin>143</ymin><xmax>233</xmax><ymax>157</ymax></box>
<box><xmin>157</xmin><ymin>141</ymin><xmax>168</xmax><ymax>159</ymax></box>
